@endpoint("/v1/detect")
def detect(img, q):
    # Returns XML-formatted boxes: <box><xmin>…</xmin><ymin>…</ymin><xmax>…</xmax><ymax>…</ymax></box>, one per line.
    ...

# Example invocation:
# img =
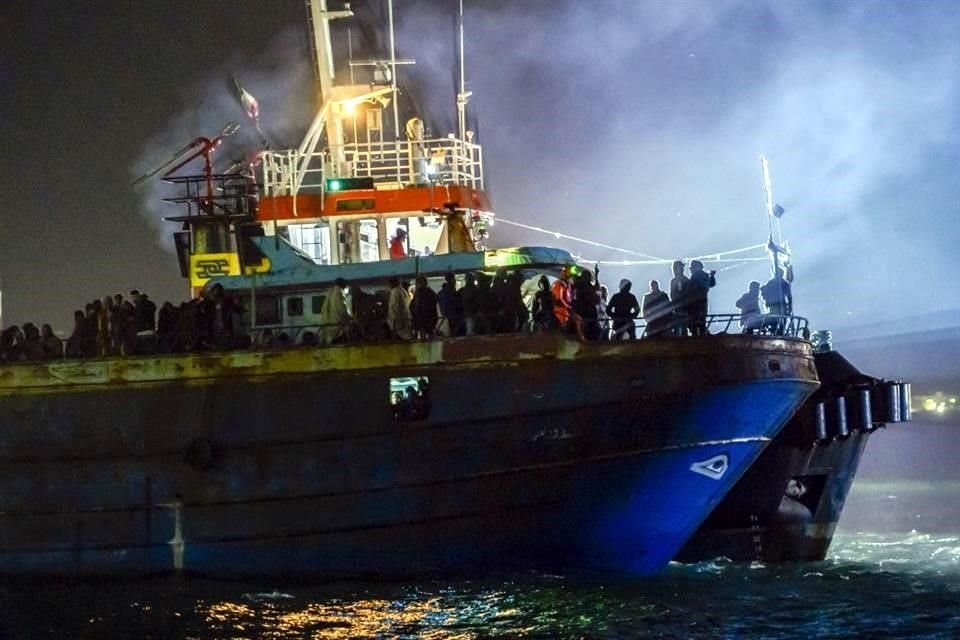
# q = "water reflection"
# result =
<box><xmin>5</xmin><ymin>485</ymin><xmax>960</xmax><ymax>638</ymax></box>
<box><xmin>187</xmin><ymin>525</ymin><xmax>960</xmax><ymax>639</ymax></box>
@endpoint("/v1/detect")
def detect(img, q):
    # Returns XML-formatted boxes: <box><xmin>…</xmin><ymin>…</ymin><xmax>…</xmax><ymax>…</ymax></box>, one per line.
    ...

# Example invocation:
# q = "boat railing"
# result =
<box><xmin>8</xmin><ymin>313</ymin><xmax>810</xmax><ymax>365</ymax></box>
<box><xmin>260</xmin><ymin>136</ymin><xmax>483</xmax><ymax>198</ymax></box>
<box><xmin>637</xmin><ymin>313</ymin><xmax>809</xmax><ymax>339</ymax></box>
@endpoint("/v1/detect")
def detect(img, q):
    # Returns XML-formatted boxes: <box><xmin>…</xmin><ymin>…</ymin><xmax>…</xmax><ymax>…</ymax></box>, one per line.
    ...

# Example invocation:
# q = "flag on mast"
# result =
<box><xmin>232</xmin><ymin>76</ymin><xmax>264</xmax><ymax>138</ymax></box>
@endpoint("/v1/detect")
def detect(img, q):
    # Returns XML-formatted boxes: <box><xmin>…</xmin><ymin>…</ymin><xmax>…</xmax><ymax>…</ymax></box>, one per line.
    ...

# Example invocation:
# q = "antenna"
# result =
<box><xmin>347</xmin><ymin>28</ymin><xmax>355</xmax><ymax>85</ymax></box>
<box><xmin>760</xmin><ymin>154</ymin><xmax>793</xmax><ymax>311</ymax></box>
<box><xmin>760</xmin><ymin>154</ymin><xmax>783</xmax><ymax>248</ymax></box>
<box><xmin>387</xmin><ymin>0</ymin><xmax>400</xmax><ymax>140</ymax></box>
<box><xmin>457</xmin><ymin>0</ymin><xmax>469</xmax><ymax>142</ymax></box>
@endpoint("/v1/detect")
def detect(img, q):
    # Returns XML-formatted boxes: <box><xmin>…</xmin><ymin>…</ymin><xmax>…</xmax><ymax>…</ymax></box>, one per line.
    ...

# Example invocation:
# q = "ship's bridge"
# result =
<box><xmin>257</xmin><ymin>126</ymin><xmax>490</xmax><ymax>268</ymax></box>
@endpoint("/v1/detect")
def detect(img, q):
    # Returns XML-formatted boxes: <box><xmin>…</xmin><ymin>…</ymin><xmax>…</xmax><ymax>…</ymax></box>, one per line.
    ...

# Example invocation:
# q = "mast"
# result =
<box><xmin>387</xmin><ymin>0</ymin><xmax>402</xmax><ymax>182</ymax></box>
<box><xmin>457</xmin><ymin>0</ymin><xmax>469</xmax><ymax>143</ymax></box>
<box><xmin>306</xmin><ymin>0</ymin><xmax>354</xmax><ymax>171</ymax></box>
<box><xmin>760</xmin><ymin>154</ymin><xmax>791</xmax><ymax>310</ymax></box>
<box><xmin>761</xmin><ymin>154</ymin><xmax>783</xmax><ymax>249</ymax></box>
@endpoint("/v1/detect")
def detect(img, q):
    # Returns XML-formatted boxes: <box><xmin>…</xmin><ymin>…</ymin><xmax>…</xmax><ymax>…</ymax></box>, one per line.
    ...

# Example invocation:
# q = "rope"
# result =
<box><xmin>493</xmin><ymin>216</ymin><xmax>769</xmax><ymax>268</ymax></box>
<box><xmin>570</xmin><ymin>256</ymin><xmax>768</xmax><ymax>267</ymax></box>
<box><xmin>493</xmin><ymin>217</ymin><xmax>667</xmax><ymax>261</ymax></box>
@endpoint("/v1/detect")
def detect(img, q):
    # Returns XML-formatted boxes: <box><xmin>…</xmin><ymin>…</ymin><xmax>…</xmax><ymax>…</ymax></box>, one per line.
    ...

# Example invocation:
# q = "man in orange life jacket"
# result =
<box><xmin>551</xmin><ymin>267</ymin><xmax>574</xmax><ymax>330</ymax></box>
<box><xmin>389</xmin><ymin>228</ymin><xmax>408</xmax><ymax>260</ymax></box>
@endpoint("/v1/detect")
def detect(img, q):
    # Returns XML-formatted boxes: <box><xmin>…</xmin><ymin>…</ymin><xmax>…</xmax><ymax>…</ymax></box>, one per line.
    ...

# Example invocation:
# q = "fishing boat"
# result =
<box><xmin>0</xmin><ymin>1</ymin><xmax>818</xmax><ymax>577</ymax></box>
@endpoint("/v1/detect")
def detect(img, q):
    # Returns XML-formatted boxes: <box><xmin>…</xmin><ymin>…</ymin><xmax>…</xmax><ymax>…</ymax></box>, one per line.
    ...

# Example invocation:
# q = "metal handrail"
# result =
<box><xmin>260</xmin><ymin>136</ymin><xmax>483</xmax><ymax>198</ymax></box>
<box><xmin>0</xmin><ymin>313</ymin><xmax>811</xmax><ymax>365</ymax></box>
<box><xmin>632</xmin><ymin>313</ymin><xmax>809</xmax><ymax>339</ymax></box>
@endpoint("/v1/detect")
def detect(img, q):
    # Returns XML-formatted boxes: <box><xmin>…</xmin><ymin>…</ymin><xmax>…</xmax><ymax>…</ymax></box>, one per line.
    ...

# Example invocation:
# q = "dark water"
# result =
<box><xmin>3</xmin><ymin>424</ymin><xmax>958</xmax><ymax>639</ymax></box>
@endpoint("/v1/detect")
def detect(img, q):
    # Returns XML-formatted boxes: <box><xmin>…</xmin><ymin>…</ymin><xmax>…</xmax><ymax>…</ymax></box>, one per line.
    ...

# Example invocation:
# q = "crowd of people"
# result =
<box><xmin>0</xmin><ymin>286</ymin><xmax>244</xmax><ymax>364</ymax></box>
<box><xmin>391</xmin><ymin>377</ymin><xmax>431</xmax><ymax>422</ymax></box>
<box><xmin>328</xmin><ymin>262</ymin><xmax>724</xmax><ymax>343</ymax></box>
<box><xmin>0</xmin><ymin>261</ymin><xmax>797</xmax><ymax>364</ymax></box>
<box><xmin>1</xmin><ymin>291</ymin><xmax>160</xmax><ymax>362</ymax></box>
<box><xmin>316</xmin><ymin>261</ymin><xmax>794</xmax><ymax>344</ymax></box>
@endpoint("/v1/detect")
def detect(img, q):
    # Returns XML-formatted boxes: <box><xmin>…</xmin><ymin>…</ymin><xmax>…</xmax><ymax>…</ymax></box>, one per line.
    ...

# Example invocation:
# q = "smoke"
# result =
<box><xmin>129</xmin><ymin>1</ymin><xmax>960</xmax><ymax>330</ymax></box>
<box><xmin>130</xmin><ymin>29</ymin><xmax>315</xmax><ymax>251</ymax></box>
<box><xmin>398</xmin><ymin>0</ymin><xmax>960</xmax><ymax>329</ymax></box>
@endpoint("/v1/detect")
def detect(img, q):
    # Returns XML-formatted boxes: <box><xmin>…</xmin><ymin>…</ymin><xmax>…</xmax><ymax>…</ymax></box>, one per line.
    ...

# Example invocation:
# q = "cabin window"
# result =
<box><xmin>386</xmin><ymin>216</ymin><xmax>441</xmax><ymax>258</ymax></box>
<box><xmin>287</xmin><ymin>223</ymin><xmax>331</xmax><ymax>265</ymax></box>
<box><xmin>390</xmin><ymin>376</ymin><xmax>431</xmax><ymax>422</ymax></box>
<box><xmin>255</xmin><ymin>296</ymin><xmax>281</xmax><ymax>326</ymax></box>
<box><xmin>336</xmin><ymin>219</ymin><xmax>380</xmax><ymax>264</ymax></box>
<box><xmin>358</xmin><ymin>219</ymin><xmax>380</xmax><ymax>263</ymax></box>
<box><xmin>311</xmin><ymin>295</ymin><xmax>325</xmax><ymax>315</ymax></box>
<box><xmin>335</xmin><ymin>198</ymin><xmax>376</xmax><ymax>212</ymax></box>
<box><xmin>286</xmin><ymin>297</ymin><xmax>304</xmax><ymax>317</ymax></box>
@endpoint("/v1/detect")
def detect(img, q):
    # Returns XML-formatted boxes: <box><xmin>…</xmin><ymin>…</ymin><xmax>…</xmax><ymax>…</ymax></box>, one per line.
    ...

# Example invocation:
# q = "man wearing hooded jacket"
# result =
<box><xmin>607</xmin><ymin>278</ymin><xmax>640</xmax><ymax>341</ymax></box>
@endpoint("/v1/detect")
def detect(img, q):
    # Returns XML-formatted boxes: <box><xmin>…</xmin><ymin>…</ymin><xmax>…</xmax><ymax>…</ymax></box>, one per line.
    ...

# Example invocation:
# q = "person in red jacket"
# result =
<box><xmin>389</xmin><ymin>228</ymin><xmax>408</xmax><ymax>260</ymax></box>
<box><xmin>551</xmin><ymin>268</ymin><xmax>574</xmax><ymax>330</ymax></box>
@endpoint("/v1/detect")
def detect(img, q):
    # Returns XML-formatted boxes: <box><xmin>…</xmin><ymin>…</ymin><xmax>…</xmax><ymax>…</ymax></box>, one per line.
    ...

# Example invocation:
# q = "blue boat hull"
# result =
<box><xmin>678</xmin><ymin>349</ymin><xmax>906</xmax><ymax>563</ymax></box>
<box><xmin>0</xmin><ymin>335</ymin><xmax>817</xmax><ymax>577</ymax></box>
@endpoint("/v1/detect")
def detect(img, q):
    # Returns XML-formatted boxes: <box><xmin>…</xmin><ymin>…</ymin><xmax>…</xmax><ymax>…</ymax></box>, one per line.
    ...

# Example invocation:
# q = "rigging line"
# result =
<box><xmin>715</xmin><ymin>260</ymin><xmax>757</xmax><ymax>274</ymax></box>
<box><xmin>494</xmin><ymin>216</ymin><xmax>766</xmax><ymax>265</ymax></box>
<box><xmin>493</xmin><ymin>217</ymin><xmax>666</xmax><ymax>261</ymax></box>
<box><xmin>570</xmin><ymin>256</ymin><xmax>769</xmax><ymax>267</ymax></box>
<box><xmin>689</xmin><ymin>243</ymin><xmax>767</xmax><ymax>260</ymax></box>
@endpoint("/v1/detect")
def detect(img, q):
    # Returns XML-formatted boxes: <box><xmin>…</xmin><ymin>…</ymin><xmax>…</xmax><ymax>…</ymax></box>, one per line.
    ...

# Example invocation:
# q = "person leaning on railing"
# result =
<box><xmin>735</xmin><ymin>281</ymin><xmax>763</xmax><ymax>335</ymax></box>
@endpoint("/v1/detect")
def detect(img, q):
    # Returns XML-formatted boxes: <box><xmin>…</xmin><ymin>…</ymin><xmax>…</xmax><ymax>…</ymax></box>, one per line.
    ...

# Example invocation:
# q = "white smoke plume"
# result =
<box><xmin>399</xmin><ymin>0</ymin><xmax>960</xmax><ymax>329</ymax></box>
<box><xmin>131</xmin><ymin>0</ymin><xmax>960</xmax><ymax>330</ymax></box>
<box><xmin>130</xmin><ymin>29</ymin><xmax>315</xmax><ymax>252</ymax></box>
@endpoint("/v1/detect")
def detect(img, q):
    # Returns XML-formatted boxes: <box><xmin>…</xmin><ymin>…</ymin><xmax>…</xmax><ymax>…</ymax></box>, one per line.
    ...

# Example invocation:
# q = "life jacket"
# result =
<box><xmin>551</xmin><ymin>280</ymin><xmax>571</xmax><ymax>325</ymax></box>
<box><xmin>389</xmin><ymin>236</ymin><xmax>407</xmax><ymax>260</ymax></box>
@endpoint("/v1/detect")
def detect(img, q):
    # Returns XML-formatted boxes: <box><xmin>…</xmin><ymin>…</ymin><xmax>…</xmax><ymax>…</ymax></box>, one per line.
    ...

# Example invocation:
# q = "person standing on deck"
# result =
<box><xmin>687</xmin><ymin>260</ymin><xmax>716</xmax><ymax>336</ymax></box>
<box><xmin>387</xmin><ymin>277</ymin><xmax>413</xmax><ymax>339</ymax></box>
<box><xmin>410</xmin><ymin>276</ymin><xmax>439</xmax><ymax>339</ymax></box>
<box><xmin>131</xmin><ymin>290</ymin><xmax>157</xmax><ymax>333</ymax></box>
<box><xmin>318</xmin><ymin>278</ymin><xmax>352</xmax><ymax>344</ymax></box>
<box><xmin>736</xmin><ymin>281</ymin><xmax>763</xmax><ymax>334</ymax></box>
<box><xmin>669</xmin><ymin>260</ymin><xmax>690</xmax><ymax>336</ymax></box>
<box><xmin>761</xmin><ymin>267</ymin><xmax>793</xmax><ymax>335</ymax></box>
<box><xmin>459</xmin><ymin>273</ymin><xmax>480</xmax><ymax>336</ymax></box>
<box><xmin>572</xmin><ymin>270</ymin><xmax>600</xmax><ymax>341</ymax></box>
<box><xmin>641</xmin><ymin>280</ymin><xmax>670</xmax><ymax>338</ymax></box>
<box><xmin>65</xmin><ymin>310</ymin><xmax>86</xmax><ymax>358</ymax></box>
<box><xmin>40</xmin><ymin>324</ymin><xmax>62</xmax><ymax>360</ymax></box>
<box><xmin>551</xmin><ymin>268</ymin><xmax>574</xmax><ymax>331</ymax></box>
<box><xmin>389</xmin><ymin>228</ymin><xmax>408</xmax><ymax>260</ymax></box>
<box><xmin>437</xmin><ymin>272</ymin><xmax>463</xmax><ymax>337</ymax></box>
<box><xmin>608</xmin><ymin>279</ymin><xmax>641</xmax><ymax>340</ymax></box>
<box><xmin>761</xmin><ymin>267</ymin><xmax>792</xmax><ymax>317</ymax></box>
<box><xmin>97</xmin><ymin>296</ymin><xmax>113</xmax><ymax>356</ymax></box>
<box><xmin>597</xmin><ymin>284</ymin><xmax>612</xmax><ymax>340</ymax></box>
<box><xmin>532</xmin><ymin>276</ymin><xmax>557</xmax><ymax>331</ymax></box>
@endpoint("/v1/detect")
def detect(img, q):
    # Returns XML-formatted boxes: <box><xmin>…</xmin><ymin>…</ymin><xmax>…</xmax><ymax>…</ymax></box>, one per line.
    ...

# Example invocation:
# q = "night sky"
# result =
<box><xmin>2</xmin><ymin>0</ymin><xmax>959</xmax><ymax>334</ymax></box>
